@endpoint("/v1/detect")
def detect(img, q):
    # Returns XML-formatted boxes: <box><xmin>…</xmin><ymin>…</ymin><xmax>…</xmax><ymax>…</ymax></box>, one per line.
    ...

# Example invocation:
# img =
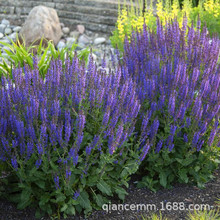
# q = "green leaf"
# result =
<box><xmin>78</xmin><ymin>191</ymin><xmax>92</xmax><ymax>210</ymax></box>
<box><xmin>81</xmin><ymin>175</ymin><xmax>86</xmax><ymax>186</ymax></box>
<box><xmin>66</xmin><ymin>205</ymin><xmax>76</xmax><ymax>215</ymax></box>
<box><xmin>115</xmin><ymin>186</ymin><xmax>128</xmax><ymax>200</ymax></box>
<box><xmin>94</xmin><ymin>194</ymin><xmax>105</xmax><ymax>207</ymax></box>
<box><xmin>176</xmin><ymin>156</ymin><xmax>194</xmax><ymax>166</ymax></box>
<box><xmin>178</xmin><ymin>169</ymin><xmax>189</xmax><ymax>183</ymax></box>
<box><xmin>120</xmin><ymin>169</ymin><xmax>128</xmax><ymax>178</ymax></box>
<box><xmin>35</xmin><ymin>180</ymin><xmax>45</xmax><ymax>189</ymax></box>
<box><xmin>61</xmin><ymin>204</ymin><xmax>68</xmax><ymax>212</ymax></box>
<box><xmin>195</xmin><ymin>165</ymin><xmax>200</xmax><ymax>172</ymax></box>
<box><xmin>56</xmin><ymin>194</ymin><xmax>66</xmax><ymax>203</ymax></box>
<box><xmin>17</xmin><ymin>190</ymin><xmax>32</xmax><ymax>209</ymax></box>
<box><xmin>87</xmin><ymin>175</ymin><xmax>98</xmax><ymax>186</ymax></box>
<box><xmin>35</xmin><ymin>208</ymin><xmax>44</xmax><ymax>219</ymax></box>
<box><xmin>39</xmin><ymin>194</ymin><xmax>50</xmax><ymax>207</ymax></box>
<box><xmin>159</xmin><ymin>171</ymin><xmax>168</xmax><ymax>188</ymax></box>
<box><xmin>49</xmin><ymin>161</ymin><xmax>59</xmax><ymax>172</ymax></box>
<box><xmin>97</xmin><ymin>179</ymin><xmax>112</xmax><ymax>196</ymax></box>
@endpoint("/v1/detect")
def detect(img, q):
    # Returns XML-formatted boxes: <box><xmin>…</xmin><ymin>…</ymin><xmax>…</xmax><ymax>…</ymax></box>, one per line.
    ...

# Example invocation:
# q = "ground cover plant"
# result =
<box><xmin>121</xmin><ymin>18</ymin><xmax>220</xmax><ymax>191</ymax></box>
<box><xmin>0</xmin><ymin>55</ymin><xmax>142</xmax><ymax>218</ymax></box>
<box><xmin>111</xmin><ymin>0</ymin><xmax>220</xmax><ymax>51</ymax></box>
<box><xmin>142</xmin><ymin>207</ymin><xmax>220</xmax><ymax>219</ymax></box>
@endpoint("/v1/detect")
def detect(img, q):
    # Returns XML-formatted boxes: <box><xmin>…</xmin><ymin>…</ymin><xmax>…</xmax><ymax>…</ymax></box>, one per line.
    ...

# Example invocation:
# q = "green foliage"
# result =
<box><xmin>0</xmin><ymin>36</ymin><xmax>90</xmax><ymax>78</ymax></box>
<box><xmin>143</xmin><ymin>212</ymin><xmax>169</xmax><ymax>220</ymax></box>
<box><xmin>187</xmin><ymin>208</ymin><xmax>220</xmax><ymax>220</ymax></box>
<box><xmin>1</xmin><ymin>142</ymin><xmax>140</xmax><ymax>219</ymax></box>
<box><xmin>137</xmin><ymin>141</ymin><xmax>220</xmax><ymax>192</ymax></box>
<box><xmin>141</xmin><ymin>209</ymin><xmax>220</xmax><ymax>220</ymax></box>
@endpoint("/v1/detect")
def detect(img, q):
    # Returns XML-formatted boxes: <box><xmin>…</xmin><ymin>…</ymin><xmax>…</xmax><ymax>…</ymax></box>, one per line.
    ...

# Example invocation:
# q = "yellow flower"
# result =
<box><xmin>171</xmin><ymin>0</ymin><xmax>180</xmax><ymax>19</ymax></box>
<box><xmin>157</xmin><ymin>0</ymin><xmax>165</xmax><ymax>24</ymax></box>
<box><xmin>204</xmin><ymin>0</ymin><xmax>214</xmax><ymax>12</ymax></box>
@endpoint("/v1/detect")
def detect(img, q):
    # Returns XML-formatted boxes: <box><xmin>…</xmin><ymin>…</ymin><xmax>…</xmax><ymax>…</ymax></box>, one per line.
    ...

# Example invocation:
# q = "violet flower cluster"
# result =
<box><xmin>122</xmin><ymin>18</ymin><xmax>220</xmax><ymax>157</ymax></box>
<box><xmin>1</xmin><ymin>18</ymin><xmax>220</xmax><ymax>186</ymax></box>
<box><xmin>0</xmin><ymin>55</ymin><xmax>140</xmax><ymax>187</ymax></box>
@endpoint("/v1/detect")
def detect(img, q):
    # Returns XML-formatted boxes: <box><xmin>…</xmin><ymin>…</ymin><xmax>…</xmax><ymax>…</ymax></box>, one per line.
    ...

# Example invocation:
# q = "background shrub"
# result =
<box><xmin>120</xmin><ymin>18</ymin><xmax>220</xmax><ymax>190</ymax></box>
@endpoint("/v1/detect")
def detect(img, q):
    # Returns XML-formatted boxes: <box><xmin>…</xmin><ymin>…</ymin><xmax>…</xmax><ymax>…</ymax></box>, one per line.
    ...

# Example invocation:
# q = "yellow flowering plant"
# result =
<box><xmin>110</xmin><ymin>0</ymin><xmax>220</xmax><ymax>51</ymax></box>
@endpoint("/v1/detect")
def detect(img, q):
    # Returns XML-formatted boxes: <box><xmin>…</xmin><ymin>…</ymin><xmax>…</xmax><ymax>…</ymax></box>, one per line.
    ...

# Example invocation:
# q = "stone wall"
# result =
<box><xmin>0</xmin><ymin>0</ymin><xmax>130</xmax><ymax>34</ymax></box>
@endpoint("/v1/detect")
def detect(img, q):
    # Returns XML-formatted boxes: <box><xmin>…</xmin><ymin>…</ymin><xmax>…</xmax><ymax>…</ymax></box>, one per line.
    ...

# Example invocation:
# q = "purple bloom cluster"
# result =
<box><xmin>0</xmin><ymin>54</ymin><xmax>139</xmax><ymax>178</ymax></box>
<box><xmin>122</xmin><ymin>18</ymin><xmax>220</xmax><ymax>156</ymax></box>
<box><xmin>1</xmin><ymin>18</ymin><xmax>220</xmax><ymax>183</ymax></box>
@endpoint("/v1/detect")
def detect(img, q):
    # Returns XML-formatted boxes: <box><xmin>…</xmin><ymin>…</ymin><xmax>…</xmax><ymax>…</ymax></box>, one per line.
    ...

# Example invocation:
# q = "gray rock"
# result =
<box><xmin>13</xmin><ymin>26</ymin><xmax>21</xmax><ymax>32</ymax></box>
<box><xmin>77</xmin><ymin>42</ymin><xmax>85</xmax><ymax>48</ymax></box>
<box><xmin>94</xmin><ymin>33</ymin><xmax>99</xmax><ymax>38</ymax></box>
<box><xmin>57</xmin><ymin>41</ymin><xmax>66</xmax><ymax>50</ymax></box>
<box><xmin>0</xmin><ymin>24</ymin><xmax>6</xmax><ymax>34</ymax></box>
<box><xmin>78</xmin><ymin>34</ymin><xmax>90</xmax><ymax>45</ymax></box>
<box><xmin>4</xmin><ymin>28</ymin><xmax>12</xmax><ymax>35</ymax></box>
<box><xmin>70</xmin><ymin>31</ymin><xmax>80</xmax><ymax>39</ymax></box>
<box><xmin>77</xmin><ymin>25</ymin><xmax>85</xmax><ymax>34</ymax></box>
<box><xmin>0</xmin><ymin>33</ymin><xmax>4</xmax><ymax>39</ymax></box>
<box><xmin>62</xmin><ymin>27</ymin><xmax>70</xmax><ymax>34</ymax></box>
<box><xmin>66</xmin><ymin>37</ymin><xmax>76</xmax><ymax>48</ymax></box>
<box><xmin>0</xmin><ymin>38</ymin><xmax>11</xmax><ymax>46</ymax></box>
<box><xmin>1</xmin><ymin>19</ymin><xmax>10</xmax><ymax>26</ymax></box>
<box><xmin>92</xmin><ymin>53</ymin><xmax>97</xmax><ymax>61</ymax></box>
<box><xmin>94</xmin><ymin>51</ymin><xmax>101</xmax><ymax>57</ymax></box>
<box><xmin>94</xmin><ymin>37</ymin><xmax>106</xmax><ymax>45</ymax></box>
<box><xmin>75</xmin><ymin>46</ymin><xmax>83</xmax><ymax>51</ymax></box>
<box><xmin>106</xmin><ymin>39</ymin><xmax>111</xmax><ymax>45</ymax></box>
<box><xmin>2</xmin><ymin>46</ymin><xmax>11</xmax><ymax>52</ymax></box>
<box><xmin>8</xmin><ymin>33</ymin><xmax>17</xmax><ymax>41</ymax></box>
<box><xmin>19</xmin><ymin>6</ymin><xmax>62</xmax><ymax>47</ymax></box>
<box><xmin>60</xmin><ymin>23</ymin><xmax>64</xmax><ymax>28</ymax></box>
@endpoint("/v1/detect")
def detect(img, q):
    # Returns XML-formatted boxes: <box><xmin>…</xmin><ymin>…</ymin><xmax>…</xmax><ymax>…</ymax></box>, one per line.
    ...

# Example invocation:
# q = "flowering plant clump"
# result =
<box><xmin>111</xmin><ymin>0</ymin><xmax>220</xmax><ymax>51</ymax></box>
<box><xmin>121</xmin><ymin>18</ymin><xmax>220</xmax><ymax>190</ymax></box>
<box><xmin>0</xmin><ymin>55</ymin><xmax>141</xmax><ymax>218</ymax></box>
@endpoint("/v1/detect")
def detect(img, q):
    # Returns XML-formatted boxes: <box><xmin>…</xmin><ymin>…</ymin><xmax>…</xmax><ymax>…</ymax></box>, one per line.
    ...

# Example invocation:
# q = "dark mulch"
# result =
<box><xmin>0</xmin><ymin>167</ymin><xmax>220</xmax><ymax>220</ymax></box>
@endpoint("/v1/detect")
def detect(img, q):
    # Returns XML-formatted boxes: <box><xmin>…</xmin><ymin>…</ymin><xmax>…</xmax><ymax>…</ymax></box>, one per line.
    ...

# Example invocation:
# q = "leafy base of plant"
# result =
<box><xmin>137</xmin><ymin>145</ymin><xmax>220</xmax><ymax>192</ymax></box>
<box><xmin>0</xmin><ymin>147</ymin><xmax>140</xmax><ymax>219</ymax></box>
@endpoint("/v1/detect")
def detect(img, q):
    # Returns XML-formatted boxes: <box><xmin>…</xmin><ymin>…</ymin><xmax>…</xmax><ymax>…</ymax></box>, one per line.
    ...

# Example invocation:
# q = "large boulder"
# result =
<box><xmin>19</xmin><ymin>6</ymin><xmax>62</xmax><ymax>48</ymax></box>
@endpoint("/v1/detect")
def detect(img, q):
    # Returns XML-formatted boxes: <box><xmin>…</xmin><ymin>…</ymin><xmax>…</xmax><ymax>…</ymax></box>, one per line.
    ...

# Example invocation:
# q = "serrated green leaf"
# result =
<box><xmin>94</xmin><ymin>193</ymin><xmax>105</xmax><ymax>207</ymax></box>
<box><xmin>159</xmin><ymin>171</ymin><xmax>167</xmax><ymax>188</ymax></box>
<box><xmin>97</xmin><ymin>179</ymin><xmax>112</xmax><ymax>196</ymax></box>
<box><xmin>61</xmin><ymin>204</ymin><xmax>68</xmax><ymax>212</ymax></box>
<box><xmin>17</xmin><ymin>191</ymin><xmax>32</xmax><ymax>209</ymax></box>
<box><xmin>176</xmin><ymin>156</ymin><xmax>194</xmax><ymax>166</ymax></box>
<box><xmin>39</xmin><ymin>194</ymin><xmax>50</xmax><ymax>207</ymax></box>
<box><xmin>35</xmin><ymin>180</ymin><xmax>45</xmax><ymax>189</ymax></box>
<box><xmin>56</xmin><ymin>194</ymin><xmax>66</xmax><ymax>203</ymax></box>
<box><xmin>178</xmin><ymin>169</ymin><xmax>188</xmax><ymax>183</ymax></box>
<box><xmin>120</xmin><ymin>169</ymin><xmax>128</xmax><ymax>178</ymax></box>
<box><xmin>115</xmin><ymin>186</ymin><xmax>128</xmax><ymax>200</ymax></box>
<box><xmin>66</xmin><ymin>205</ymin><xmax>76</xmax><ymax>215</ymax></box>
<box><xmin>78</xmin><ymin>191</ymin><xmax>91</xmax><ymax>209</ymax></box>
<box><xmin>49</xmin><ymin>161</ymin><xmax>58</xmax><ymax>172</ymax></box>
